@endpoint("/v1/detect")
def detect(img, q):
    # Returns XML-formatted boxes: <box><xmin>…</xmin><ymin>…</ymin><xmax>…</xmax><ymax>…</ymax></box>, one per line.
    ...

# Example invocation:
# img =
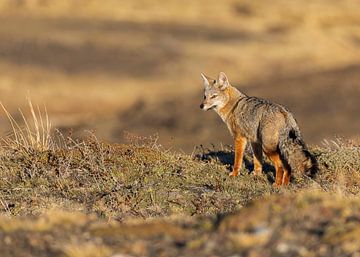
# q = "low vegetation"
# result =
<box><xmin>0</xmin><ymin>191</ymin><xmax>359</xmax><ymax>257</ymax></box>
<box><xmin>0</xmin><ymin>104</ymin><xmax>359</xmax><ymax>256</ymax></box>
<box><xmin>1</xmin><ymin>130</ymin><xmax>359</xmax><ymax>219</ymax></box>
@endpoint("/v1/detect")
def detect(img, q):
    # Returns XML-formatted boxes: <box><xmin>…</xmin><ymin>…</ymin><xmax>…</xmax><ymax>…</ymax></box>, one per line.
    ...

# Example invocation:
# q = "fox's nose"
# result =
<box><xmin>199</xmin><ymin>103</ymin><xmax>204</xmax><ymax>109</ymax></box>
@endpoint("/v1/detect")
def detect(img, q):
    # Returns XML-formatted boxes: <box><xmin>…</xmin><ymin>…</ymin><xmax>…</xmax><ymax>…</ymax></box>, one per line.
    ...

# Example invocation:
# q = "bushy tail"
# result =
<box><xmin>278</xmin><ymin>116</ymin><xmax>318</xmax><ymax>177</ymax></box>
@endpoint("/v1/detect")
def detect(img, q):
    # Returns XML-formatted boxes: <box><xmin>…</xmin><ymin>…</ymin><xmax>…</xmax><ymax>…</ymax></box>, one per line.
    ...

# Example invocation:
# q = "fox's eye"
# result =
<box><xmin>203</xmin><ymin>95</ymin><xmax>206</xmax><ymax>99</ymax></box>
<box><xmin>210</xmin><ymin>94</ymin><xmax>217</xmax><ymax>99</ymax></box>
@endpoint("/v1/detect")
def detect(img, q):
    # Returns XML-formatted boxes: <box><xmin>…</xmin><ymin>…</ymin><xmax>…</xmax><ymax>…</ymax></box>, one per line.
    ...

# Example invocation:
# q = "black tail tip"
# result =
<box><xmin>305</xmin><ymin>164</ymin><xmax>318</xmax><ymax>178</ymax></box>
<box><xmin>289</xmin><ymin>129</ymin><xmax>297</xmax><ymax>140</ymax></box>
<box><xmin>304</xmin><ymin>151</ymin><xmax>319</xmax><ymax>178</ymax></box>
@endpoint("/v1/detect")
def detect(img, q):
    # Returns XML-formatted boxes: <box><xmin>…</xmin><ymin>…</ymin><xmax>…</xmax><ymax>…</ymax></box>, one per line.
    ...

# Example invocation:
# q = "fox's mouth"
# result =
<box><xmin>200</xmin><ymin>103</ymin><xmax>216</xmax><ymax>111</ymax></box>
<box><xmin>202</xmin><ymin>105</ymin><xmax>216</xmax><ymax>111</ymax></box>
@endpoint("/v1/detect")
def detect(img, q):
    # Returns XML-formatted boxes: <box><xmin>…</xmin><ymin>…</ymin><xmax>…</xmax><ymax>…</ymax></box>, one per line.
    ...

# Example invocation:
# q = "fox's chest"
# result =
<box><xmin>225</xmin><ymin>115</ymin><xmax>244</xmax><ymax>137</ymax></box>
<box><xmin>216</xmin><ymin>109</ymin><xmax>237</xmax><ymax>137</ymax></box>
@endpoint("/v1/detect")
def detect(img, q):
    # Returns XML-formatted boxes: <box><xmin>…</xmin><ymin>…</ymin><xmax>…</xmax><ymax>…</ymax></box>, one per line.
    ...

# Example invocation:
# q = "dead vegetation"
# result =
<box><xmin>1</xmin><ymin>127</ymin><xmax>359</xmax><ymax>220</ymax></box>
<box><xmin>0</xmin><ymin>104</ymin><xmax>359</xmax><ymax>256</ymax></box>
<box><xmin>0</xmin><ymin>192</ymin><xmax>359</xmax><ymax>257</ymax></box>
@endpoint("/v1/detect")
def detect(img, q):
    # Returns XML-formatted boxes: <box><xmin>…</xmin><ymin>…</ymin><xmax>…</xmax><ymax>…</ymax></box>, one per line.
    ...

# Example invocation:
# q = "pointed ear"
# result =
<box><xmin>218</xmin><ymin>72</ymin><xmax>229</xmax><ymax>90</ymax></box>
<box><xmin>200</xmin><ymin>73</ymin><xmax>210</xmax><ymax>88</ymax></box>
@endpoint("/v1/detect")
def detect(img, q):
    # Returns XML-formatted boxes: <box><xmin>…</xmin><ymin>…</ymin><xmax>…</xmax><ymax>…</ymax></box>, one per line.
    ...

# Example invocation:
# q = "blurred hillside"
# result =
<box><xmin>0</xmin><ymin>0</ymin><xmax>359</xmax><ymax>152</ymax></box>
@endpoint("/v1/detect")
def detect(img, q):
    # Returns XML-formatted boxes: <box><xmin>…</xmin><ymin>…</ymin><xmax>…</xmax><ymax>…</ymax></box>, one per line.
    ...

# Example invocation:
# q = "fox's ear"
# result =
<box><xmin>218</xmin><ymin>72</ymin><xmax>229</xmax><ymax>90</ymax></box>
<box><xmin>200</xmin><ymin>73</ymin><xmax>210</xmax><ymax>88</ymax></box>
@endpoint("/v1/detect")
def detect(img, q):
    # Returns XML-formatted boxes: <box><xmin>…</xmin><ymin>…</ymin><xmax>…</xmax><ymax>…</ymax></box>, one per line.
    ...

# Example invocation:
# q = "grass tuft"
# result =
<box><xmin>1</xmin><ymin>98</ymin><xmax>53</xmax><ymax>151</ymax></box>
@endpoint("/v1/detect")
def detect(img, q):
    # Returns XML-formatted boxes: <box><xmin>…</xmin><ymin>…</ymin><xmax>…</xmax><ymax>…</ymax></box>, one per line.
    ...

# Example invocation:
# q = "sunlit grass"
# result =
<box><xmin>0</xmin><ymin>98</ymin><xmax>53</xmax><ymax>151</ymax></box>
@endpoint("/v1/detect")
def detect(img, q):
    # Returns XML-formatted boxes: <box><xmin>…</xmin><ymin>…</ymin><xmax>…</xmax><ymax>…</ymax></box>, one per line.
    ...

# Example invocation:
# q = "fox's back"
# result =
<box><xmin>228</xmin><ymin>95</ymin><xmax>296</xmax><ymax>144</ymax></box>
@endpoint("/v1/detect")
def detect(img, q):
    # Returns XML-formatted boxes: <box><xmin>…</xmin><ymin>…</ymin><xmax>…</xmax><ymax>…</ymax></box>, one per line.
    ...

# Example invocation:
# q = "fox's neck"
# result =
<box><xmin>216</xmin><ymin>86</ymin><xmax>244</xmax><ymax>122</ymax></box>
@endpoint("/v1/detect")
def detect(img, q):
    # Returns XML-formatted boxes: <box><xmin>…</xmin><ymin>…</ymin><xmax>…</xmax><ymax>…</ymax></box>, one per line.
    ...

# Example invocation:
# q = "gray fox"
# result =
<box><xmin>200</xmin><ymin>72</ymin><xmax>317</xmax><ymax>186</ymax></box>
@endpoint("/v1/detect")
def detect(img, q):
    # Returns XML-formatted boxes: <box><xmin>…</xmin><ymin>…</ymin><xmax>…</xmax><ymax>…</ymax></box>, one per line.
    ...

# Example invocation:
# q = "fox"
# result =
<box><xmin>199</xmin><ymin>72</ymin><xmax>317</xmax><ymax>186</ymax></box>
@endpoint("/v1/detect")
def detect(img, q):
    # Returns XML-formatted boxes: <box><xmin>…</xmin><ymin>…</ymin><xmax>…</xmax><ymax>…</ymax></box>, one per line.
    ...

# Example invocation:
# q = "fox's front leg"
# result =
<box><xmin>229</xmin><ymin>136</ymin><xmax>247</xmax><ymax>177</ymax></box>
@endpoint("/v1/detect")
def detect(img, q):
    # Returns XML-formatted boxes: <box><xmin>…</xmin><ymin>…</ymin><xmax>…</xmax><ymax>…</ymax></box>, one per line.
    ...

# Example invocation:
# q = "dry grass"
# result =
<box><xmin>0</xmin><ymin>106</ymin><xmax>358</xmax><ymax>256</ymax></box>
<box><xmin>0</xmin><ymin>99</ymin><xmax>53</xmax><ymax>151</ymax></box>
<box><xmin>0</xmin><ymin>191</ymin><xmax>358</xmax><ymax>257</ymax></box>
<box><xmin>0</xmin><ymin>120</ymin><xmax>359</xmax><ymax>219</ymax></box>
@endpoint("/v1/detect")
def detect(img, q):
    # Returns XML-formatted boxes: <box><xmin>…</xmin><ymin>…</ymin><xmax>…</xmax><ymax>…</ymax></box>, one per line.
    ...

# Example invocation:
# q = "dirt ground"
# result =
<box><xmin>0</xmin><ymin>0</ymin><xmax>359</xmax><ymax>152</ymax></box>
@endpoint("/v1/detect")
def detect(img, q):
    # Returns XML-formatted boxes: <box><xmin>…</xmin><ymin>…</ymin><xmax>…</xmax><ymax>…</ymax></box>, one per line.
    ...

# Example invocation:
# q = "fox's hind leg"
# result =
<box><xmin>251</xmin><ymin>142</ymin><xmax>263</xmax><ymax>176</ymax></box>
<box><xmin>229</xmin><ymin>136</ymin><xmax>247</xmax><ymax>177</ymax></box>
<box><xmin>267</xmin><ymin>152</ymin><xmax>284</xmax><ymax>187</ymax></box>
<box><xmin>282</xmin><ymin>168</ymin><xmax>290</xmax><ymax>186</ymax></box>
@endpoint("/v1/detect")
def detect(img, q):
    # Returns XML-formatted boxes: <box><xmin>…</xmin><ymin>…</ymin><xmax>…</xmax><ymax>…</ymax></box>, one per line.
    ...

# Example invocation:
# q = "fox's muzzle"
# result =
<box><xmin>200</xmin><ymin>102</ymin><xmax>215</xmax><ymax>111</ymax></box>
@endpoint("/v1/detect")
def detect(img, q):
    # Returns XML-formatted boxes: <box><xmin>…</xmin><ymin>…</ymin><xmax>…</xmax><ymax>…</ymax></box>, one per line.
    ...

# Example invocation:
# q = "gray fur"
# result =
<box><xmin>229</xmin><ymin>94</ymin><xmax>316</xmax><ymax>175</ymax></box>
<box><xmin>201</xmin><ymin>72</ymin><xmax>317</xmax><ymax>177</ymax></box>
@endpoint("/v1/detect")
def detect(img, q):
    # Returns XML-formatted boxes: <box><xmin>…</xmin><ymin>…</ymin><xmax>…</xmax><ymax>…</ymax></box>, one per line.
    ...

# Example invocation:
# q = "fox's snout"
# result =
<box><xmin>200</xmin><ymin>102</ymin><xmax>213</xmax><ymax>111</ymax></box>
<box><xmin>200</xmin><ymin>98</ymin><xmax>215</xmax><ymax>111</ymax></box>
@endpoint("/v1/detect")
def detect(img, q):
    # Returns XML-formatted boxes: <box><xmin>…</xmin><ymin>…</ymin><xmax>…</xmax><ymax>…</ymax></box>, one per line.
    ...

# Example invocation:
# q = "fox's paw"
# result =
<box><xmin>229</xmin><ymin>171</ymin><xmax>239</xmax><ymax>177</ymax></box>
<box><xmin>272</xmin><ymin>182</ymin><xmax>282</xmax><ymax>188</ymax></box>
<box><xmin>253</xmin><ymin>168</ymin><xmax>262</xmax><ymax>176</ymax></box>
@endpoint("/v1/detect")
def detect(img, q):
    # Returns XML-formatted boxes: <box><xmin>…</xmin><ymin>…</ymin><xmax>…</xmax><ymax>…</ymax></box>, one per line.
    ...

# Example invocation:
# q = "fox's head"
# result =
<box><xmin>200</xmin><ymin>72</ymin><xmax>231</xmax><ymax>111</ymax></box>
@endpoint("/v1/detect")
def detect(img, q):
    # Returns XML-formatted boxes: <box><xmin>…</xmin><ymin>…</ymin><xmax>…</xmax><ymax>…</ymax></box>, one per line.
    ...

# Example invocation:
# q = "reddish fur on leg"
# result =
<box><xmin>229</xmin><ymin>136</ymin><xmax>247</xmax><ymax>177</ymax></box>
<box><xmin>282</xmin><ymin>169</ymin><xmax>290</xmax><ymax>185</ymax></box>
<box><xmin>267</xmin><ymin>152</ymin><xmax>284</xmax><ymax>187</ymax></box>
